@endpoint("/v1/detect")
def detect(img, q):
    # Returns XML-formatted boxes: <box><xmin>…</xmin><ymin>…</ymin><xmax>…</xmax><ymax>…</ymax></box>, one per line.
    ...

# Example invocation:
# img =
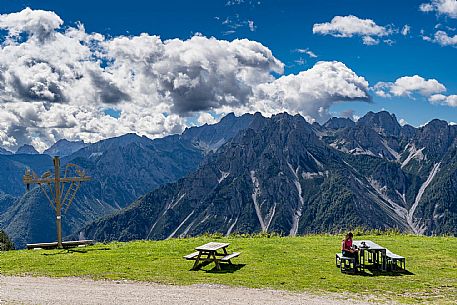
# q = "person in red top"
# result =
<box><xmin>341</xmin><ymin>232</ymin><xmax>359</xmax><ymax>264</ymax></box>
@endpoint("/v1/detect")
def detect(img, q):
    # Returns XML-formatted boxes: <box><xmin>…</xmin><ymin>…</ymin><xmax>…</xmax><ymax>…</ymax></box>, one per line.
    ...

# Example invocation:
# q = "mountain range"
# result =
<box><xmin>0</xmin><ymin>113</ymin><xmax>254</xmax><ymax>247</ymax></box>
<box><xmin>81</xmin><ymin>111</ymin><xmax>456</xmax><ymax>242</ymax></box>
<box><xmin>0</xmin><ymin>111</ymin><xmax>456</xmax><ymax>248</ymax></box>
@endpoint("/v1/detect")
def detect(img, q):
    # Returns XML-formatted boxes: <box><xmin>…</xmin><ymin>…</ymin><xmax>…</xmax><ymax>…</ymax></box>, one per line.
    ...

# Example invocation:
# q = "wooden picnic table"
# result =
<box><xmin>183</xmin><ymin>242</ymin><xmax>240</xmax><ymax>270</ymax></box>
<box><xmin>353</xmin><ymin>240</ymin><xmax>387</xmax><ymax>271</ymax></box>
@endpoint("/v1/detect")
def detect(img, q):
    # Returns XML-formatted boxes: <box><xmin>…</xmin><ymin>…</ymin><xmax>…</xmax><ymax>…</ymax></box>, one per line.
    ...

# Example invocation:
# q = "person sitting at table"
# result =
<box><xmin>342</xmin><ymin>232</ymin><xmax>359</xmax><ymax>265</ymax></box>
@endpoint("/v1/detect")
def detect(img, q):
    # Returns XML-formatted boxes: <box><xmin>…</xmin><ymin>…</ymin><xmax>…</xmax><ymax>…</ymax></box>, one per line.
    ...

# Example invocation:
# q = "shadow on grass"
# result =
<box><xmin>343</xmin><ymin>266</ymin><xmax>415</xmax><ymax>277</ymax></box>
<box><xmin>206</xmin><ymin>263</ymin><xmax>246</xmax><ymax>274</ymax></box>
<box><xmin>190</xmin><ymin>262</ymin><xmax>246</xmax><ymax>273</ymax></box>
<box><xmin>41</xmin><ymin>247</ymin><xmax>111</xmax><ymax>256</ymax></box>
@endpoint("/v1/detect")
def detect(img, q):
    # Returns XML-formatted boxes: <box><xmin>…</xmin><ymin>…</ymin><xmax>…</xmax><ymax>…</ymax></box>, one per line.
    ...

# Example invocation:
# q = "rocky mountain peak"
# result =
<box><xmin>323</xmin><ymin>117</ymin><xmax>356</xmax><ymax>130</ymax></box>
<box><xmin>422</xmin><ymin>119</ymin><xmax>449</xmax><ymax>132</ymax></box>
<box><xmin>400</xmin><ymin>124</ymin><xmax>417</xmax><ymax>139</ymax></box>
<box><xmin>15</xmin><ymin>144</ymin><xmax>39</xmax><ymax>155</ymax></box>
<box><xmin>181</xmin><ymin>113</ymin><xmax>256</xmax><ymax>153</ymax></box>
<box><xmin>269</xmin><ymin>112</ymin><xmax>315</xmax><ymax>134</ymax></box>
<box><xmin>357</xmin><ymin>111</ymin><xmax>401</xmax><ymax>136</ymax></box>
<box><xmin>44</xmin><ymin>139</ymin><xmax>88</xmax><ymax>157</ymax></box>
<box><xmin>415</xmin><ymin>119</ymin><xmax>456</xmax><ymax>159</ymax></box>
<box><xmin>222</xmin><ymin>112</ymin><xmax>325</xmax><ymax>173</ymax></box>
<box><xmin>0</xmin><ymin>147</ymin><xmax>13</xmax><ymax>155</ymax></box>
<box><xmin>95</xmin><ymin>133</ymin><xmax>151</xmax><ymax>149</ymax></box>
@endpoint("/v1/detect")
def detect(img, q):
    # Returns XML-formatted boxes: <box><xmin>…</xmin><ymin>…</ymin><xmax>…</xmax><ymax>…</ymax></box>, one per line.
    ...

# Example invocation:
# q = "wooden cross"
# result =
<box><xmin>22</xmin><ymin>156</ymin><xmax>91</xmax><ymax>248</ymax></box>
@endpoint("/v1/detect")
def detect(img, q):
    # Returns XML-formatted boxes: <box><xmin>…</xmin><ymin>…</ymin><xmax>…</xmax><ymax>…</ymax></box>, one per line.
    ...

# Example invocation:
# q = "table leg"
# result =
<box><xmin>376</xmin><ymin>251</ymin><xmax>379</xmax><ymax>269</ymax></box>
<box><xmin>359</xmin><ymin>249</ymin><xmax>365</xmax><ymax>270</ymax></box>
<box><xmin>222</xmin><ymin>247</ymin><xmax>233</xmax><ymax>265</ymax></box>
<box><xmin>377</xmin><ymin>251</ymin><xmax>382</xmax><ymax>270</ymax></box>
<box><xmin>212</xmin><ymin>251</ymin><xmax>221</xmax><ymax>270</ymax></box>
<box><xmin>192</xmin><ymin>251</ymin><xmax>202</xmax><ymax>270</ymax></box>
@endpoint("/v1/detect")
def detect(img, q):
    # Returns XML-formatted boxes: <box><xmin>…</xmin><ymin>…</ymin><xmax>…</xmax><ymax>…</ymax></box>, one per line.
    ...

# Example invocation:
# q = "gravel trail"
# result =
<box><xmin>0</xmin><ymin>276</ymin><xmax>382</xmax><ymax>305</ymax></box>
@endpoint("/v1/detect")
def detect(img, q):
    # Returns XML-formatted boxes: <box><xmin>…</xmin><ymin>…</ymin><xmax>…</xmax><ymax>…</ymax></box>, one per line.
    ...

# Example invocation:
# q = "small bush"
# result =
<box><xmin>0</xmin><ymin>230</ymin><xmax>15</xmax><ymax>251</ymax></box>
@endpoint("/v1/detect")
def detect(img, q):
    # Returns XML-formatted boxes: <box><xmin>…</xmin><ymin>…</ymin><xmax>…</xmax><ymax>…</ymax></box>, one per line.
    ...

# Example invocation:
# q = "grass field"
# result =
<box><xmin>0</xmin><ymin>234</ymin><xmax>456</xmax><ymax>304</ymax></box>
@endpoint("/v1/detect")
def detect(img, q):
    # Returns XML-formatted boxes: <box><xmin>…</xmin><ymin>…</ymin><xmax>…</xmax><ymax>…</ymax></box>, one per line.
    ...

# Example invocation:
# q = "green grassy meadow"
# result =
<box><xmin>0</xmin><ymin>234</ymin><xmax>456</xmax><ymax>304</ymax></box>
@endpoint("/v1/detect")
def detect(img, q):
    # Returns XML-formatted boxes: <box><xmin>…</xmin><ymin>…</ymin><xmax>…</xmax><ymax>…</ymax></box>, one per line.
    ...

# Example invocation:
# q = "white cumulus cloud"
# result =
<box><xmin>420</xmin><ymin>0</ymin><xmax>457</xmax><ymax>18</ymax></box>
<box><xmin>0</xmin><ymin>7</ymin><xmax>63</xmax><ymax>42</ymax></box>
<box><xmin>375</xmin><ymin>75</ymin><xmax>457</xmax><ymax>109</ymax></box>
<box><xmin>428</xmin><ymin>94</ymin><xmax>457</xmax><ymax>106</ymax></box>
<box><xmin>374</xmin><ymin>75</ymin><xmax>446</xmax><ymax>98</ymax></box>
<box><xmin>0</xmin><ymin>8</ymin><xmax>371</xmax><ymax>151</ymax></box>
<box><xmin>312</xmin><ymin>15</ymin><xmax>394</xmax><ymax>45</ymax></box>
<box><xmin>251</xmin><ymin>61</ymin><xmax>370</xmax><ymax>122</ymax></box>
<box><xmin>424</xmin><ymin>30</ymin><xmax>457</xmax><ymax>46</ymax></box>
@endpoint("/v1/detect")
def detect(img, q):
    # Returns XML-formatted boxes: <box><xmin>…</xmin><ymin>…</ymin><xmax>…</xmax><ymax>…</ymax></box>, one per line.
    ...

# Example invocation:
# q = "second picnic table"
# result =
<box><xmin>183</xmin><ymin>242</ymin><xmax>240</xmax><ymax>270</ymax></box>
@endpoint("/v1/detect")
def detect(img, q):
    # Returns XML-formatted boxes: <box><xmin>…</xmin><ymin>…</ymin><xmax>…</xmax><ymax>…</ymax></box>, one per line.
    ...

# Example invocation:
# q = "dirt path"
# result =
<box><xmin>0</xmin><ymin>276</ymin><xmax>383</xmax><ymax>305</ymax></box>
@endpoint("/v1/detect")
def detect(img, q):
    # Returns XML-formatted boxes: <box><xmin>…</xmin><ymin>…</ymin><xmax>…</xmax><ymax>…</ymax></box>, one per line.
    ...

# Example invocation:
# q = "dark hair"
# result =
<box><xmin>344</xmin><ymin>232</ymin><xmax>353</xmax><ymax>240</ymax></box>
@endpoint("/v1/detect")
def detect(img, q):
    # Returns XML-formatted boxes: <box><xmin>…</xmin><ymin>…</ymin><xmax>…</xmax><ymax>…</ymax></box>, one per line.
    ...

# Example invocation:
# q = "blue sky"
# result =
<box><xmin>0</xmin><ymin>0</ymin><xmax>456</xmax><ymax>149</ymax></box>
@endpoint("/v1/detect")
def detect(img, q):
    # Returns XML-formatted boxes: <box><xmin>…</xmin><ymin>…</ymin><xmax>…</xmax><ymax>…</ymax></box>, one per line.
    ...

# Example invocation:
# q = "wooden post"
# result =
<box><xmin>54</xmin><ymin>157</ymin><xmax>62</xmax><ymax>248</ymax></box>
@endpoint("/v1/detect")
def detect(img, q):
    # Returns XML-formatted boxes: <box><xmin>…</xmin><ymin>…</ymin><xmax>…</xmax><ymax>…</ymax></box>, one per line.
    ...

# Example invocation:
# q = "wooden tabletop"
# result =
<box><xmin>195</xmin><ymin>242</ymin><xmax>230</xmax><ymax>251</ymax></box>
<box><xmin>353</xmin><ymin>240</ymin><xmax>386</xmax><ymax>251</ymax></box>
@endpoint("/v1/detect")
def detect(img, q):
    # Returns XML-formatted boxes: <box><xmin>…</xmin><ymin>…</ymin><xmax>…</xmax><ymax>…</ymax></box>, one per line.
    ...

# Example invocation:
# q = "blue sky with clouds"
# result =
<box><xmin>0</xmin><ymin>0</ymin><xmax>456</xmax><ymax>150</ymax></box>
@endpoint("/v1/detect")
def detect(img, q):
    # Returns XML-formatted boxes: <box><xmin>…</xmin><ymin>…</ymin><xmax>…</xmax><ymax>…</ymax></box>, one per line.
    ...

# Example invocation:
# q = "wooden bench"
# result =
<box><xmin>335</xmin><ymin>253</ymin><xmax>356</xmax><ymax>273</ymax></box>
<box><xmin>386</xmin><ymin>251</ymin><xmax>405</xmax><ymax>271</ymax></box>
<box><xmin>221</xmin><ymin>252</ymin><xmax>240</xmax><ymax>263</ymax></box>
<box><xmin>183</xmin><ymin>251</ymin><xmax>200</xmax><ymax>260</ymax></box>
<box><xmin>26</xmin><ymin>240</ymin><xmax>95</xmax><ymax>250</ymax></box>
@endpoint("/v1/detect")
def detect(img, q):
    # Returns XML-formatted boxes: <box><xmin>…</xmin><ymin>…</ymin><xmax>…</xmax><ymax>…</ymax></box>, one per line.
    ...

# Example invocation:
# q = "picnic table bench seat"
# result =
<box><xmin>26</xmin><ymin>240</ymin><xmax>95</xmax><ymax>250</ymax></box>
<box><xmin>385</xmin><ymin>250</ymin><xmax>406</xmax><ymax>271</ymax></box>
<box><xmin>183</xmin><ymin>251</ymin><xmax>200</xmax><ymax>260</ymax></box>
<box><xmin>221</xmin><ymin>252</ymin><xmax>240</xmax><ymax>262</ymax></box>
<box><xmin>183</xmin><ymin>251</ymin><xmax>241</xmax><ymax>262</ymax></box>
<box><xmin>335</xmin><ymin>252</ymin><xmax>356</xmax><ymax>273</ymax></box>
<box><xmin>386</xmin><ymin>251</ymin><xmax>404</xmax><ymax>259</ymax></box>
